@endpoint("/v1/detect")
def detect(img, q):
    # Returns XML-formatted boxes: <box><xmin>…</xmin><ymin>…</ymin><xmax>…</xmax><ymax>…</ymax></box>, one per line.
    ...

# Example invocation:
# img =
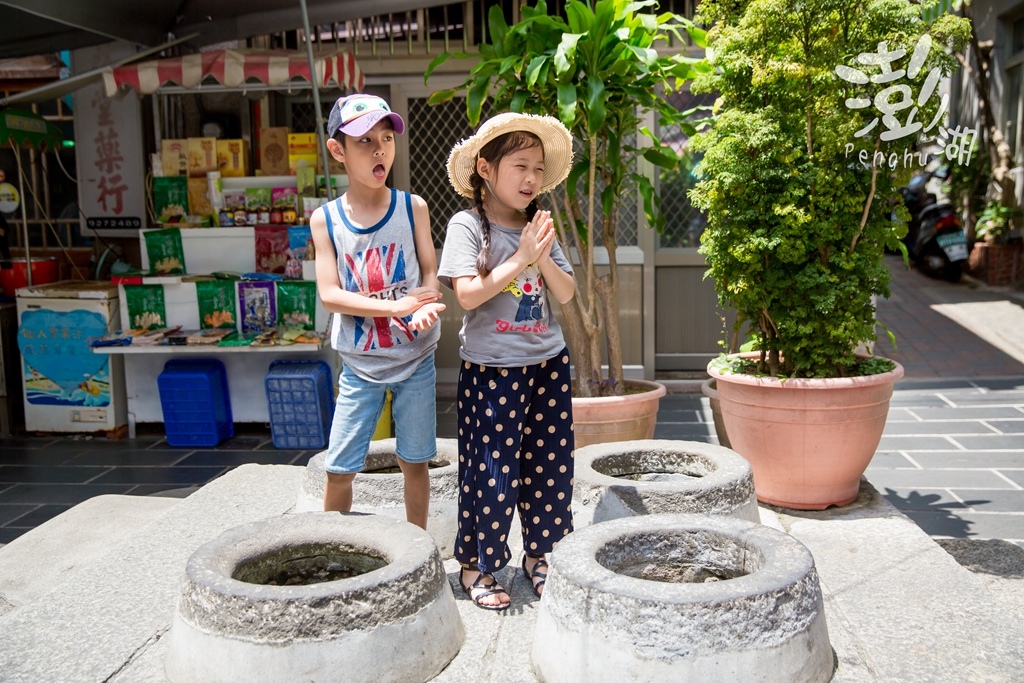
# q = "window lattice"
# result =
<box><xmin>409</xmin><ymin>97</ymin><xmax>493</xmax><ymax>247</ymax></box>
<box><xmin>657</xmin><ymin>89</ymin><xmax>717</xmax><ymax>249</ymax></box>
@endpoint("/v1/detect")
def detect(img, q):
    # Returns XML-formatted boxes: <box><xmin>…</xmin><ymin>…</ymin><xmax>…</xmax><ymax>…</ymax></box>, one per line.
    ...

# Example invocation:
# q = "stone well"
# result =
<box><xmin>573</xmin><ymin>439</ymin><xmax>758</xmax><ymax>524</ymax></box>
<box><xmin>165</xmin><ymin>512</ymin><xmax>464</xmax><ymax>683</ymax></box>
<box><xmin>297</xmin><ymin>438</ymin><xmax>459</xmax><ymax>557</ymax></box>
<box><xmin>532</xmin><ymin>514</ymin><xmax>833</xmax><ymax>683</ymax></box>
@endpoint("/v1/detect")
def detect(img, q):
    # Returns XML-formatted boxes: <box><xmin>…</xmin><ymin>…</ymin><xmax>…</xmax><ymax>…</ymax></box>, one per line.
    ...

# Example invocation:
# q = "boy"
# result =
<box><xmin>310</xmin><ymin>94</ymin><xmax>444</xmax><ymax>528</ymax></box>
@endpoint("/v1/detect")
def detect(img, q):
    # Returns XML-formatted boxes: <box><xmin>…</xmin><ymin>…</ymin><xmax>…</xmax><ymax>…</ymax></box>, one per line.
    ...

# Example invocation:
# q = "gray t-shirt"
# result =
<box><xmin>438</xmin><ymin>210</ymin><xmax>574</xmax><ymax>368</ymax></box>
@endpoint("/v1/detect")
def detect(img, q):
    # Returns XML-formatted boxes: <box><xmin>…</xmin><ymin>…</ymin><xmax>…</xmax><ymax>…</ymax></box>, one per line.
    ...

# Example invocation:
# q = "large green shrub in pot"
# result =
<box><xmin>689</xmin><ymin>0</ymin><xmax>969</xmax><ymax>378</ymax></box>
<box><xmin>426</xmin><ymin>0</ymin><xmax>707</xmax><ymax>397</ymax></box>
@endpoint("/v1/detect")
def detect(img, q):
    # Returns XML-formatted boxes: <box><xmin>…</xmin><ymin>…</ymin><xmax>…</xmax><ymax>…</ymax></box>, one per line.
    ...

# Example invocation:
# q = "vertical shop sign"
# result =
<box><xmin>73</xmin><ymin>43</ymin><xmax>145</xmax><ymax>234</ymax></box>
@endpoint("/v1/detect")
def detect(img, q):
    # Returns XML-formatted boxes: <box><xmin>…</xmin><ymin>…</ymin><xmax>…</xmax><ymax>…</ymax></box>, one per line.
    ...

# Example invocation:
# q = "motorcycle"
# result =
<box><xmin>898</xmin><ymin>168</ymin><xmax>968</xmax><ymax>282</ymax></box>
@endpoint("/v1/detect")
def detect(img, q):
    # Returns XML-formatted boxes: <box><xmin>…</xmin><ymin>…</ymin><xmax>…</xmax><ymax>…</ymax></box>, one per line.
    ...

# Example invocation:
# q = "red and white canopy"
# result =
<box><xmin>102</xmin><ymin>49</ymin><xmax>364</xmax><ymax>97</ymax></box>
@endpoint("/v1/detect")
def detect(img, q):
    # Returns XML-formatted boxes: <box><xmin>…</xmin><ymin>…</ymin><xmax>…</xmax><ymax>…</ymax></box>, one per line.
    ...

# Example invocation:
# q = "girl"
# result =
<box><xmin>438</xmin><ymin>112</ymin><xmax>576</xmax><ymax>610</ymax></box>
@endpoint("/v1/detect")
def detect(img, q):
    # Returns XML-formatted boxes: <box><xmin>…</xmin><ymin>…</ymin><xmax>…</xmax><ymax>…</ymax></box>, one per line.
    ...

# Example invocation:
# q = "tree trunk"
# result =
<box><xmin>964</xmin><ymin>5</ymin><xmax>1018</xmax><ymax>216</ymax></box>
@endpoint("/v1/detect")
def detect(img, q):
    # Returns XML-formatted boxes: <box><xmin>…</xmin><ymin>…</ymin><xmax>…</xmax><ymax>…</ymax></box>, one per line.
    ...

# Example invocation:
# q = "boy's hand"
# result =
<box><xmin>391</xmin><ymin>288</ymin><xmax>442</xmax><ymax>317</ymax></box>
<box><xmin>408</xmin><ymin>302</ymin><xmax>446</xmax><ymax>331</ymax></box>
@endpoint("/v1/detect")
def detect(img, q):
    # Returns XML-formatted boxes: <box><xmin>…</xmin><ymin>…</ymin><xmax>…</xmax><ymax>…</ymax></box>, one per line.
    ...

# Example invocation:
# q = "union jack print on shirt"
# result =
<box><xmin>344</xmin><ymin>243</ymin><xmax>415</xmax><ymax>350</ymax></box>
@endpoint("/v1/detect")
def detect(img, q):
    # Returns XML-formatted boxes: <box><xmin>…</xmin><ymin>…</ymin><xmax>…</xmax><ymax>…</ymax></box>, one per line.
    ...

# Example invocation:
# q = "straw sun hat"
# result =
<box><xmin>447</xmin><ymin>112</ymin><xmax>574</xmax><ymax>198</ymax></box>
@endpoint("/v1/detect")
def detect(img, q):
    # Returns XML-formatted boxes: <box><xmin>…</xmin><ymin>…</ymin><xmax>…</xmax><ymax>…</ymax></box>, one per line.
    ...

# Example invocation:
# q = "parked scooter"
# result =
<box><xmin>898</xmin><ymin>167</ymin><xmax>968</xmax><ymax>282</ymax></box>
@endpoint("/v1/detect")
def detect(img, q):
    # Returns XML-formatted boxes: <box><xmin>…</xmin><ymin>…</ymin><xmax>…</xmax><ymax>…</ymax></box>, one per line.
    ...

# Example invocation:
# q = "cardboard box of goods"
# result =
<box><xmin>288</xmin><ymin>133</ymin><xmax>318</xmax><ymax>176</ymax></box>
<box><xmin>260</xmin><ymin>127</ymin><xmax>290</xmax><ymax>176</ymax></box>
<box><xmin>216</xmin><ymin>139</ymin><xmax>249</xmax><ymax>177</ymax></box>
<box><xmin>187</xmin><ymin>177</ymin><xmax>214</xmax><ymax>216</ymax></box>
<box><xmin>161</xmin><ymin>139</ymin><xmax>188</xmax><ymax>176</ymax></box>
<box><xmin>317</xmin><ymin>139</ymin><xmax>346</xmax><ymax>175</ymax></box>
<box><xmin>187</xmin><ymin>137</ymin><xmax>217</xmax><ymax>177</ymax></box>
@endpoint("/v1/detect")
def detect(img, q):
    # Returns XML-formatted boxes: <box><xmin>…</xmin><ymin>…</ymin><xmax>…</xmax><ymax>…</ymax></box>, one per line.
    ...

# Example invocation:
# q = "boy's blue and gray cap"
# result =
<box><xmin>327</xmin><ymin>94</ymin><xmax>406</xmax><ymax>137</ymax></box>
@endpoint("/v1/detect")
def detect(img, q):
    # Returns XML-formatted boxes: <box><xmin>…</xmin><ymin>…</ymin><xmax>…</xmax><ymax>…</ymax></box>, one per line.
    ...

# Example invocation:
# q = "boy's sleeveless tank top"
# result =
<box><xmin>322</xmin><ymin>188</ymin><xmax>439</xmax><ymax>382</ymax></box>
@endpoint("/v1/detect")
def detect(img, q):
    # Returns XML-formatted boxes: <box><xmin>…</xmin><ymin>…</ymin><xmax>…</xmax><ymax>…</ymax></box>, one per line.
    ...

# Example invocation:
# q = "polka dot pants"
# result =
<box><xmin>454</xmin><ymin>348</ymin><xmax>575</xmax><ymax>573</ymax></box>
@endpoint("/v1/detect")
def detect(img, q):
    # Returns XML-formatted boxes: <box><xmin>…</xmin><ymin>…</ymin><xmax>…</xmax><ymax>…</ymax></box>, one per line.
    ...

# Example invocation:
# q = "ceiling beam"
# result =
<box><xmin>0</xmin><ymin>0</ymin><xmax>172</xmax><ymax>47</ymax></box>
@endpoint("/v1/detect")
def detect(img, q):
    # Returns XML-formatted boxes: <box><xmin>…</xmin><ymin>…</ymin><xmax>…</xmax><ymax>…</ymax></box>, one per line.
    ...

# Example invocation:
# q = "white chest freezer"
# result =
<box><xmin>15</xmin><ymin>280</ymin><xmax>127</xmax><ymax>433</ymax></box>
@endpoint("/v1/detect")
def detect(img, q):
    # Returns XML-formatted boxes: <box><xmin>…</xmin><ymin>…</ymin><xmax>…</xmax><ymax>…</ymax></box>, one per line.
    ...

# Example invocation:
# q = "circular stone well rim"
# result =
<box><xmin>575</xmin><ymin>440</ymin><xmax>755</xmax><ymax>495</ymax></box>
<box><xmin>179</xmin><ymin>512</ymin><xmax>445</xmax><ymax>638</ymax></box>
<box><xmin>550</xmin><ymin>513</ymin><xmax>815</xmax><ymax>605</ymax></box>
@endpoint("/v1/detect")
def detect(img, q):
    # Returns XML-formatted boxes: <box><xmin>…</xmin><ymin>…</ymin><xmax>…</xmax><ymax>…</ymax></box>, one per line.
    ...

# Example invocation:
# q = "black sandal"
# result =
<box><xmin>522</xmin><ymin>554</ymin><xmax>548</xmax><ymax>598</ymax></box>
<box><xmin>459</xmin><ymin>568</ymin><xmax>510</xmax><ymax>611</ymax></box>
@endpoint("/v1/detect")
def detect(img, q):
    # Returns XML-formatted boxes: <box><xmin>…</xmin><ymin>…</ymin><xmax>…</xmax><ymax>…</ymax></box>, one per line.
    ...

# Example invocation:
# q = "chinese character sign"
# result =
<box><xmin>72</xmin><ymin>42</ymin><xmax>146</xmax><ymax>233</ymax></box>
<box><xmin>835</xmin><ymin>34</ymin><xmax>975</xmax><ymax>166</ymax></box>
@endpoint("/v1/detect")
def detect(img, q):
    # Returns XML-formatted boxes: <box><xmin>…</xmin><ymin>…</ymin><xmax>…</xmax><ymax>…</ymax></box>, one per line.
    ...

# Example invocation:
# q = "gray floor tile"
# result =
<box><xmin>177</xmin><ymin>451</ymin><xmax>304</xmax><ymax>467</ymax></box>
<box><xmin>903</xmin><ymin>510</ymin><xmax>1024</xmax><ymax>541</ymax></box>
<box><xmin>208</xmin><ymin>435</ymin><xmax>273</xmax><ymax>451</ymax></box>
<box><xmin>911</xmin><ymin>451</ymin><xmax>1024</xmax><ymax>469</ymax></box>
<box><xmin>652</xmin><ymin>426</ymin><xmax>714</xmax><ymax>442</ymax></box>
<box><xmin>0</xmin><ymin>503</ymin><xmax>38</xmax><ymax>526</ymax></box>
<box><xmin>909</xmin><ymin>407</ymin><xmax>1024</xmax><ymax>420</ymax></box>
<box><xmin>942</xmin><ymin>393</ymin><xmax>1024</xmax><ymax>407</ymax></box>
<box><xmin>88</xmin><ymin>467</ymin><xmax>228</xmax><ymax>486</ymax></box>
<box><xmin>0</xmin><ymin>527</ymin><xmax>26</xmax><ymax>544</ymax></box>
<box><xmin>0</xmin><ymin>448</ymin><xmax>83</xmax><ymax>467</ymax></box>
<box><xmin>888</xmin><ymin>396</ymin><xmax>962</xmax><ymax>409</ymax></box>
<box><xmin>0</xmin><ymin>484</ymin><xmax>135</xmax><ymax>505</ymax></box>
<box><xmin>897</xmin><ymin>510</ymin><xmax>985</xmax><ymax>539</ymax></box>
<box><xmin>0</xmin><ymin>437</ymin><xmax>61</xmax><ymax>450</ymax></box>
<box><xmin>1000</xmin><ymin>470</ymin><xmax>1024</xmax><ymax>488</ymax></box>
<box><xmin>866</xmin><ymin>451</ymin><xmax>919</xmax><ymax>469</ymax></box>
<box><xmin>985</xmin><ymin>420</ymin><xmax>1024</xmax><ymax>434</ymax></box>
<box><xmin>0</xmin><ymin>465</ymin><xmax>111</xmax><ymax>485</ymax></box>
<box><xmin>876</xmin><ymin>435</ymin><xmax>961</xmax><ymax>451</ymax></box>
<box><xmin>949</xmin><ymin>434</ymin><xmax>1024</xmax><ymax>450</ymax></box>
<box><xmin>7</xmin><ymin>504</ymin><xmax>73</xmax><ymax>528</ymax></box>
<box><xmin>65</xmin><ymin>450</ymin><xmax>191</xmax><ymax>467</ymax></box>
<box><xmin>882</xmin><ymin>421</ymin><xmax>997</xmax><ymax>436</ymax></box>
<box><xmin>656</xmin><ymin>409</ymin><xmax>704</xmax><ymax>423</ymax></box>
<box><xmin>949</xmin><ymin>489</ymin><xmax>1024</xmax><ymax>513</ymax></box>
<box><xmin>866</xmin><ymin>469</ymin><xmax>1015</xmax><ymax>489</ymax></box>
<box><xmin>884</xmin><ymin>408</ymin><xmax>922</xmax><ymax>422</ymax></box>
<box><xmin>879</xmin><ymin>487</ymin><xmax>967</xmax><ymax>510</ymax></box>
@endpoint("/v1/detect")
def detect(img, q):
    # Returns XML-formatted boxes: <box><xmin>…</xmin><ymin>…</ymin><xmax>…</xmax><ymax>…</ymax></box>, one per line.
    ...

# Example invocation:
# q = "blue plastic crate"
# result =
<box><xmin>157</xmin><ymin>359</ymin><xmax>234</xmax><ymax>447</ymax></box>
<box><xmin>264</xmin><ymin>360</ymin><xmax>334</xmax><ymax>449</ymax></box>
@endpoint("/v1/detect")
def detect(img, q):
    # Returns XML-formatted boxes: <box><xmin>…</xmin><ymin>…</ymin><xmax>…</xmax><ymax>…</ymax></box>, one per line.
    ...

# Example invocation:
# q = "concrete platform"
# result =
<box><xmin>0</xmin><ymin>465</ymin><xmax>1021</xmax><ymax>682</ymax></box>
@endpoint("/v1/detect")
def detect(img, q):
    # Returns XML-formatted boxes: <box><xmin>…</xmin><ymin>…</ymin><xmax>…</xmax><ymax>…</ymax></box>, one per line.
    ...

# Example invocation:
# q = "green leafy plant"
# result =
<box><xmin>976</xmin><ymin>200</ymin><xmax>1021</xmax><ymax>242</ymax></box>
<box><xmin>425</xmin><ymin>0</ymin><xmax>707</xmax><ymax>397</ymax></box>
<box><xmin>689</xmin><ymin>0</ymin><xmax>970</xmax><ymax>378</ymax></box>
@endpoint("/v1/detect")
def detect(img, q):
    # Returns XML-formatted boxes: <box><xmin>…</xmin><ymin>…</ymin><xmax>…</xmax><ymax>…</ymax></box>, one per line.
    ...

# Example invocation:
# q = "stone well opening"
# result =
<box><xmin>165</xmin><ymin>513</ymin><xmax>465</xmax><ymax>683</ymax></box>
<box><xmin>591</xmin><ymin>449</ymin><xmax>715</xmax><ymax>482</ymax></box>
<box><xmin>595</xmin><ymin>530</ymin><xmax>762</xmax><ymax>584</ymax></box>
<box><xmin>574</xmin><ymin>440</ymin><xmax>759</xmax><ymax>524</ymax></box>
<box><xmin>532</xmin><ymin>514</ymin><xmax>833</xmax><ymax>683</ymax></box>
<box><xmin>362</xmin><ymin>454</ymin><xmax>451</xmax><ymax>475</ymax></box>
<box><xmin>233</xmin><ymin>543</ymin><xmax>388</xmax><ymax>586</ymax></box>
<box><xmin>297</xmin><ymin>439</ymin><xmax>461</xmax><ymax>558</ymax></box>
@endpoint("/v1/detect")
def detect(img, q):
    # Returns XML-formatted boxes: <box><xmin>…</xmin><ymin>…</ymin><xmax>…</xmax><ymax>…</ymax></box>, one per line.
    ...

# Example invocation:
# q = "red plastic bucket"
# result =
<box><xmin>0</xmin><ymin>257</ymin><xmax>60</xmax><ymax>296</ymax></box>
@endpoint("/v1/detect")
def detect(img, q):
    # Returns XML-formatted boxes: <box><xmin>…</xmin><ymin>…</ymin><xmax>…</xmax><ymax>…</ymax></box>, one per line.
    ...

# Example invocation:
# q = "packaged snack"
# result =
<box><xmin>276</xmin><ymin>280</ymin><xmax>317</xmax><ymax>330</ymax></box>
<box><xmin>255</xmin><ymin>225</ymin><xmax>290</xmax><ymax>274</ymax></box>
<box><xmin>195</xmin><ymin>280</ymin><xmax>237</xmax><ymax>329</ymax></box>
<box><xmin>144</xmin><ymin>228</ymin><xmax>186</xmax><ymax>274</ymax></box>
<box><xmin>237</xmin><ymin>280</ymin><xmax>277</xmax><ymax>333</ymax></box>
<box><xmin>123</xmin><ymin>284</ymin><xmax>167</xmax><ymax>330</ymax></box>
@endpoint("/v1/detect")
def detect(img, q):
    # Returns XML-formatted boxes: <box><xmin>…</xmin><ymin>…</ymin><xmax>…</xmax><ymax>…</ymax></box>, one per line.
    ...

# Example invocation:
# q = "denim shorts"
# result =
<box><xmin>323</xmin><ymin>353</ymin><xmax>437</xmax><ymax>474</ymax></box>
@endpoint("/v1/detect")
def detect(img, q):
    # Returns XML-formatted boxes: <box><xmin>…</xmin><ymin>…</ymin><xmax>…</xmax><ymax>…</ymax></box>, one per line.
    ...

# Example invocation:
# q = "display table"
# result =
<box><xmin>91</xmin><ymin>226</ymin><xmax>338</xmax><ymax>434</ymax></box>
<box><xmin>94</xmin><ymin>343</ymin><xmax>338</xmax><ymax>431</ymax></box>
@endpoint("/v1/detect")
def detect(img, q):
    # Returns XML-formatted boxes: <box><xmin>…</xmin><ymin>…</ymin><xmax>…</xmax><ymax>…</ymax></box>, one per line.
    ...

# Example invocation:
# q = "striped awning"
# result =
<box><xmin>102</xmin><ymin>49</ymin><xmax>364</xmax><ymax>97</ymax></box>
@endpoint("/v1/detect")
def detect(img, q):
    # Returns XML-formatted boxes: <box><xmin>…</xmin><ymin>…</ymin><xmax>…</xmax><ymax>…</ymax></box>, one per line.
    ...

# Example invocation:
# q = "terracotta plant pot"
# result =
<box><xmin>707</xmin><ymin>354</ymin><xmax>904</xmax><ymax>510</ymax></box>
<box><xmin>700</xmin><ymin>378</ymin><xmax>731</xmax><ymax>448</ymax></box>
<box><xmin>571</xmin><ymin>379</ymin><xmax>667</xmax><ymax>449</ymax></box>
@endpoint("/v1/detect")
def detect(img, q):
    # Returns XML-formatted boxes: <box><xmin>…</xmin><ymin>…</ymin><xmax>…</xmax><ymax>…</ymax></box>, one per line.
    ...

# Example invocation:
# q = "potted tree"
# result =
<box><xmin>689</xmin><ymin>0</ymin><xmax>970</xmax><ymax>508</ymax></box>
<box><xmin>969</xmin><ymin>201</ymin><xmax>1024</xmax><ymax>285</ymax></box>
<box><xmin>426</xmin><ymin>0</ymin><xmax>708</xmax><ymax>446</ymax></box>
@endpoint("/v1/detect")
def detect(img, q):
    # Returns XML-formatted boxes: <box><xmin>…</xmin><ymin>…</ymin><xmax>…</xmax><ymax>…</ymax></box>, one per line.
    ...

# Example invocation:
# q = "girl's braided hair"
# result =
<box><xmin>470</xmin><ymin>131</ymin><xmax>543</xmax><ymax>276</ymax></box>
